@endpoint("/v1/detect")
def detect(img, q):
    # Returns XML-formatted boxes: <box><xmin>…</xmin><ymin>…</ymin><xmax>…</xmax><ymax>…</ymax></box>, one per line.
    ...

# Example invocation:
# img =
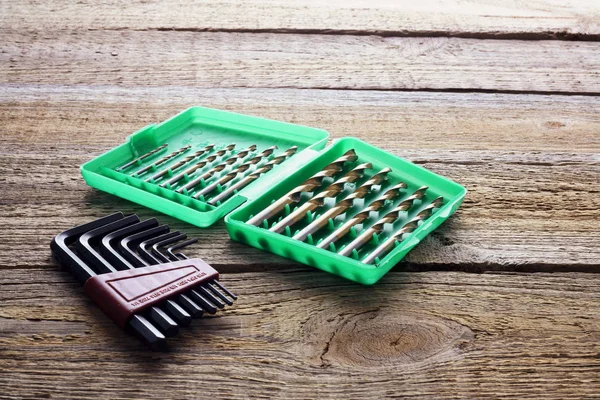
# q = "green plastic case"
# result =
<box><xmin>81</xmin><ymin>106</ymin><xmax>466</xmax><ymax>285</ymax></box>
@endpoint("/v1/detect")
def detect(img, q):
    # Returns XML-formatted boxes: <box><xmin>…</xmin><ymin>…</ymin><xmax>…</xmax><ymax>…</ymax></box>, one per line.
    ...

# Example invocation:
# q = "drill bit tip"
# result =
<box><xmin>414</xmin><ymin>186</ymin><xmax>428</xmax><ymax>197</ymax></box>
<box><xmin>431</xmin><ymin>196</ymin><xmax>444</xmax><ymax>208</ymax></box>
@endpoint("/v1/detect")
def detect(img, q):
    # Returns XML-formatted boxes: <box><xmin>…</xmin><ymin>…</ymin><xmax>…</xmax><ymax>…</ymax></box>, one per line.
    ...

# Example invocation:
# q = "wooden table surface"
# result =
<box><xmin>1</xmin><ymin>1</ymin><xmax>599</xmax><ymax>399</ymax></box>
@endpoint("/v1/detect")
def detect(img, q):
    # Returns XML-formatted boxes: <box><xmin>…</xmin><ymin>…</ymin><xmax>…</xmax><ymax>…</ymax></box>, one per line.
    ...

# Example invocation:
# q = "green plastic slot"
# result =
<box><xmin>81</xmin><ymin>106</ymin><xmax>465</xmax><ymax>284</ymax></box>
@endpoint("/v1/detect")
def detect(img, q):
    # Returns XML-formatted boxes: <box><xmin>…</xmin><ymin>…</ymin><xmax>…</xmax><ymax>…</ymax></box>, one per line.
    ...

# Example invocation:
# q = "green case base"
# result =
<box><xmin>82</xmin><ymin>107</ymin><xmax>466</xmax><ymax>285</ymax></box>
<box><xmin>226</xmin><ymin>137</ymin><xmax>466</xmax><ymax>285</ymax></box>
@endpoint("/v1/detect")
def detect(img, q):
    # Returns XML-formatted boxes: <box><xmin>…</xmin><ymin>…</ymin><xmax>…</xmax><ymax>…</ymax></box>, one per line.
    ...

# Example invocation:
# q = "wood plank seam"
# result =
<box><xmin>93</xmin><ymin>27</ymin><xmax>600</xmax><ymax>42</ymax></box>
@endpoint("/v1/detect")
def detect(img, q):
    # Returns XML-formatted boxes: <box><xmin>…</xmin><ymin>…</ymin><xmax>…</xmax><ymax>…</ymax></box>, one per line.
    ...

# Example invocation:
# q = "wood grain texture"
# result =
<box><xmin>1</xmin><ymin>86</ymin><xmax>599</xmax><ymax>272</ymax></box>
<box><xmin>2</xmin><ymin>0</ymin><xmax>600</xmax><ymax>39</ymax></box>
<box><xmin>2</xmin><ymin>1</ymin><xmax>600</xmax><ymax>397</ymax></box>
<box><xmin>2</xmin><ymin>31</ymin><xmax>600</xmax><ymax>94</ymax></box>
<box><xmin>1</xmin><ymin>270</ymin><xmax>600</xmax><ymax>399</ymax></box>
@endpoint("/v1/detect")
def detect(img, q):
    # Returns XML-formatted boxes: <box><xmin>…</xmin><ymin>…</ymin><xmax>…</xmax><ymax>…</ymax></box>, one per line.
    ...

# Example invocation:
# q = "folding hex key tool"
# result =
<box><xmin>50</xmin><ymin>212</ymin><xmax>236</xmax><ymax>350</ymax></box>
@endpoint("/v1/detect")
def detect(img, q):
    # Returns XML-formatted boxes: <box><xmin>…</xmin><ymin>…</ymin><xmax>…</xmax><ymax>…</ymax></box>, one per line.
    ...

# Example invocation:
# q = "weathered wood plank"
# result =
<box><xmin>1</xmin><ymin>86</ymin><xmax>599</xmax><ymax>272</ymax></box>
<box><xmin>1</xmin><ymin>270</ymin><xmax>599</xmax><ymax>399</ymax></box>
<box><xmin>2</xmin><ymin>85</ymin><xmax>599</xmax><ymax>152</ymax></box>
<box><xmin>2</xmin><ymin>0</ymin><xmax>600</xmax><ymax>39</ymax></box>
<box><xmin>2</xmin><ymin>31</ymin><xmax>600</xmax><ymax>93</ymax></box>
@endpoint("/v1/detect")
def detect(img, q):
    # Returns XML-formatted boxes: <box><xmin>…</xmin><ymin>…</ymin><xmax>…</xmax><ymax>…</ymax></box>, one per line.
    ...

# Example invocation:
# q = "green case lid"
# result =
<box><xmin>81</xmin><ymin>106</ymin><xmax>329</xmax><ymax>227</ymax></box>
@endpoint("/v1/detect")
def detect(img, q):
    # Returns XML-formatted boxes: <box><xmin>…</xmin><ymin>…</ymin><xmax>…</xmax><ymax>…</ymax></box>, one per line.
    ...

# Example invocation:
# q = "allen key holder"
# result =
<box><xmin>51</xmin><ymin>212</ymin><xmax>237</xmax><ymax>350</ymax></box>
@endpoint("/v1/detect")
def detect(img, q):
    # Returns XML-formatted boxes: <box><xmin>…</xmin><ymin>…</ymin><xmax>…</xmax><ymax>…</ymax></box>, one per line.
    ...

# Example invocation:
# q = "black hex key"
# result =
<box><xmin>50</xmin><ymin>213</ymin><xmax>237</xmax><ymax>350</ymax></box>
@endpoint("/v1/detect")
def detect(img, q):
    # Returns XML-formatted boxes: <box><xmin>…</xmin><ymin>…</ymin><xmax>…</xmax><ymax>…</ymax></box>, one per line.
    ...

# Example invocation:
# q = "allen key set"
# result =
<box><xmin>51</xmin><ymin>212</ymin><xmax>236</xmax><ymax>350</ymax></box>
<box><xmin>81</xmin><ymin>106</ymin><xmax>466</xmax><ymax>285</ymax></box>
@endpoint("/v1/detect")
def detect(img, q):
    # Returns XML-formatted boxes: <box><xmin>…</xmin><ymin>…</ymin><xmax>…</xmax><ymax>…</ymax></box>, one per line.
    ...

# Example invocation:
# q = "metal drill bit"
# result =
<box><xmin>176</xmin><ymin>144</ymin><xmax>257</xmax><ymax>194</ymax></box>
<box><xmin>193</xmin><ymin>146</ymin><xmax>277</xmax><ymax>200</ymax></box>
<box><xmin>362</xmin><ymin>196</ymin><xmax>444</xmax><ymax>264</ymax></box>
<box><xmin>208</xmin><ymin>146</ymin><xmax>298</xmax><ymax>205</ymax></box>
<box><xmin>293</xmin><ymin>168</ymin><xmax>394</xmax><ymax>241</ymax></box>
<box><xmin>338</xmin><ymin>186</ymin><xmax>429</xmax><ymax>257</ymax></box>
<box><xmin>145</xmin><ymin>144</ymin><xmax>215</xmax><ymax>182</ymax></box>
<box><xmin>316</xmin><ymin>182</ymin><xmax>407</xmax><ymax>250</ymax></box>
<box><xmin>246</xmin><ymin>149</ymin><xmax>358</xmax><ymax>226</ymax></box>
<box><xmin>115</xmin><ymin>144</ymin><xmax>168</xmax><ymax>172</ymax></box>
<box><xmin>160</xmin><ymin>144</ymin><xmax>235</xmax><ymax>188</ymax></box>
<box><xmin>270</xmin><ymin>163</ymin><xmax>372</xmax><ymax>234</ymax></box>
<box><xmin>132</xmin><ymin>145</ymin><xmax>191</xmax><ymax>177</ymax></box>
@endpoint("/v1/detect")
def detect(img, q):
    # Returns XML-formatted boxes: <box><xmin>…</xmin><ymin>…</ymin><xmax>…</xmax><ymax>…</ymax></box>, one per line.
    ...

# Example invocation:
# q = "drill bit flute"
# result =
<box><xmin>146</xmin><ymin>144</ymin><xmax>215</xmax><ymax>182</ymax></box>
<box><xmin>193</xmin><ymin>146</ymin><xmax>278</xmax><ymax>200</ymax></box>
<box><xmin>292</xmin><ymin>168</ymin><xmax>393</xmax><ymax>241</ymax></box>
<box><xmin>315</xmin><ymin>182</ymin><xmax>407</xmax><ymax>250</ymax></box>
<box><xmin>208</xmin><ymin>146</ymin><xmax>298</xmax><ymax>205</ymax></box>
<box><xmin>337</xmin><ymin>186</ymin><xmax>429</xmax><ymax>257</ymax></box>
<box><xmin>116</xmin><ymin>144</ymin><xmax>168</xmax><ymax>172</ymax></box>
<box><xmin>160</xmin><ymin>144</ymin><xmax>235</xmax><ymax>188</ymax></box>
<box><xmin>132</xmin><ymin>145</ymin><xmax>191</xmax><ymax>177</ymax></box>
<box><xmin>362</xmin><ymin>197</ymin><xmax>444</xmax><ymax>264</ymax></box>
<box><xmin>176</xmin><ymin>145</ymin><xmax>257</xmax><ymax>194</ymax></box>
<box><xmin>269</xmin><ymin>163</ymin><xmax>372</xmax><ymax>234</ymax></box>
<box><xmin>246</xmin><ymin>149</ymin><xmax>358</xmax><ymax>227</ymax></box>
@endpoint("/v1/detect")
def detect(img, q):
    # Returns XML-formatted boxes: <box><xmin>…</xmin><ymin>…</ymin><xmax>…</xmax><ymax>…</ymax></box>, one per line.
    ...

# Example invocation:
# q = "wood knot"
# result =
<box><xmin>304</xmin><ymin>309</ymin><xmax>474</xmax><ymax>368</ymax></box>
<box><xmin>543</xmin><ymin>121</ymin><xmax>567</xmax><ymax>129</ymax></box>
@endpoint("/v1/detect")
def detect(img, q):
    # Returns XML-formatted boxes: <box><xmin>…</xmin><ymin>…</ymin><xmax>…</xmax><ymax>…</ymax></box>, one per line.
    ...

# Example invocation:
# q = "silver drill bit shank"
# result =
<box><xmin>209</xmin><ymin>146</ymin><xmax>298</xmax><ymax>205</ymax></box>
<box><xmin>338</xmin><ymin>186</ymin><xmax>429</xmax><ymax>257</ymax></box>
<box><xmin>316</xmin><ymin>182</ymin><xmax>407</xmax><ymax>250</ymax></box>
<box><xmin>362</xmin><ymin>196</ymin><xmax>444</xmax><ymax>264</ymax></box>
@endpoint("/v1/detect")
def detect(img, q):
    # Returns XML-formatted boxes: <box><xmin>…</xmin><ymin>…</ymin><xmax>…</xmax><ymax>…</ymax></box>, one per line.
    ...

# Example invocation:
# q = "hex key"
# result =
<box><xmin>75</xmin><ymin>215</ymin><xmax>178</xmax><ymax>337</ymax></box>
<box><xmin>51</xmin><ymin>212</ymin><xmax>124</xmax><ymax>283</ymax></box>
<box><xmin>153</xmin><ymin>240</ymin><xmax>223</xmax><ymax>313</ymax></box>
<box><xmin>50</xmin><ymin>213</ymin><xmax>166</xmax><ymax>350</ymax></box>
<box><xmin>129</xmin><ymin>230</ymin><xmax>205</xmax><ymax>318</ymax></box>
<box><xmin>119</xmin><ymin>225</ymin><xmax>170</xmax><ymax>268</ymax></box>
<box><xmin>119</xmin><ymin>226</ymin><xmax>201</xmax><ymax>320</ymax></box>
<box><xmin>166</xmin><ymin>238</ymin><xmax>199</xmax><ymax>261</ymax></box>
<box><xmin>150</xmin><ymin>232</ymin><xmax>226</xmax><ymax>308</ymax></box>
<box><xmin>151</xmin><ymin>233</ymin><xmax>188</xmax><ymax>263</ymax></box>
<box><xmin>174</xmin><ymin>253</ymin><xmax>237</xmax><ymax>305</ymax></box>
<box><xmin>153</xmin><ymin>240</ymin><xmax>225</xmax><ymax>309</ymax></box>
<box><xmin>100</xmin><ymin>218</ymin><xmax>189</xmax><ymax>328</ymax></box>
<box><xmin>100</xmin><ymin>218</ymin><xmax>159</xmax><ymax>270</ymax></box>
<box><xmin>140</xmin><ymin>233</ymin><xmax>218</xmax><ymax>315</ymax></box>
<box><xmin>139</xmin><ymin>231</ymin><xmax>182</xmax><ymax>265</ymax></box>
<box><xmin>76</xmin><ymin>214</ymin><xmax>140</xmax><ymax>274</ymax></box>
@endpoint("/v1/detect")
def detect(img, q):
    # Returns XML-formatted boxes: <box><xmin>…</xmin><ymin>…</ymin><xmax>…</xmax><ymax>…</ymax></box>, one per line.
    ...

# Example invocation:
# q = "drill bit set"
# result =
<box><xmin>51</xmin><ymin>212</ymin><xmax>236</xmax><ymax>350</ymax></box>
<box><xmin>82</xmin><ymin>106</ymin><xmax>465</xmax><ymax>284</ymax></box>
<box><xmin>82</xmin><ymin>106</ymin><xmax>327</xmax><ymax>227</ymax></box>
<box><xmin>226</xmin><ymin>137</ymin><xmax>466</xmax><ymax>285</ymax></box>
<box><xmin>113</xmin><ymin>142</ymin><xmax>298</xmax><ymax>206</ymax></box>
<box><xmin>243</xmin><ymin>149</ymin><xmax>446</xmax><ymax>265</ymax></box>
